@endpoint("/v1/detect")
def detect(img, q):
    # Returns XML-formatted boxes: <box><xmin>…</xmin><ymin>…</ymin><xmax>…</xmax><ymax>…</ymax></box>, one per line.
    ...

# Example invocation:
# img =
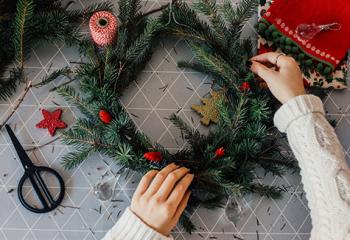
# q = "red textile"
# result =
<box><xmin>263</xmin><ymin>0</ymin><xmax>350</xmax><ymax>68</ymax></box>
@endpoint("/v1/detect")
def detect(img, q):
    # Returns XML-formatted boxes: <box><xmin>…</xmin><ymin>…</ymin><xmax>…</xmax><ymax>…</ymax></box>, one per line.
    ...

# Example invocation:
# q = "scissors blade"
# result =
<box><xmin>5</xmin><ymin>125</ymin><xmax>34</xmax><ymax>169</ymax></box>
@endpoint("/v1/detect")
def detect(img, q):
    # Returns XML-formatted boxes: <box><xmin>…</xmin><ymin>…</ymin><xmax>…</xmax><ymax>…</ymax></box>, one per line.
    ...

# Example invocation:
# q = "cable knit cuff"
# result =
<box><xmin>105</xmin><ymin>207</ymin><xmax>173</xmax><ymax>240</ymax></box>
<box><xmin>274</xmin><ymin>95</ymin><xmax>325</xmax><ymax>133</ymax></box>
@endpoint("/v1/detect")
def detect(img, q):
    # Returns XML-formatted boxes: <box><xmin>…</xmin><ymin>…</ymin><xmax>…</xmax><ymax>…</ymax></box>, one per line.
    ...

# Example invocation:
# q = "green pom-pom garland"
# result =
<box><xmin>316</xmin><ymin>63</ymin><xmax>324</xmax><ymax>72</ymax></box>
<box><xmin>258</xmin><ymin>20</ymin><xmax>334</xmax><ymax>79</ymax></box>
<box><xmin>305</xmin><ymin>59</ymin><xmax>313</xmax><ymax>66</ymax></box>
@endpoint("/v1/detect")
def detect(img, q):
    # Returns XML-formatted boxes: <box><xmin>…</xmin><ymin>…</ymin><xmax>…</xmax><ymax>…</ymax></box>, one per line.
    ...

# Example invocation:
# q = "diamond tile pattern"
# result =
<box><xmin>1</xmin><ymin>0</ymin><xmax>350</xmax><ymax>239</ymax></box>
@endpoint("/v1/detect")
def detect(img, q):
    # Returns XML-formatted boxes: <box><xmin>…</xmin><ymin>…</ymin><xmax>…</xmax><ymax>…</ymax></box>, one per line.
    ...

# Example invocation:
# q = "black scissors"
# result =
<box><xmin>5</xmin><ymin>124</ymin><xmax>65</xmax><ymax>213</ymax></box>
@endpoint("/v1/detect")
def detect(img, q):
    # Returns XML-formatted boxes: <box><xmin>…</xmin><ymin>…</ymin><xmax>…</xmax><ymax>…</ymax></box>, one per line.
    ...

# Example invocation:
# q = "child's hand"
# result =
<box><xmin>130</xmin><ymin>163</ymin><xmax>194</xmax><ymax>236</ymax></box>
<box><xmin>250</xmin><ymin>52</ymin><xmax>306</xmax><ymax>104</ymax></box>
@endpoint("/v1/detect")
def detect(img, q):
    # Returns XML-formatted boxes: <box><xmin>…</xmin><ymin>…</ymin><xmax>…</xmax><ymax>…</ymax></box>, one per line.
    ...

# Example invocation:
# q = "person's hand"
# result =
<box><xmin>130</xmin><ymin>163</ymin><xmax>194</xmax><ymax>236</ymax></box>
<box><xmin>250</xmin><ymin>52</ymin><xmax>306</xmax><ymax>104</ymax></box>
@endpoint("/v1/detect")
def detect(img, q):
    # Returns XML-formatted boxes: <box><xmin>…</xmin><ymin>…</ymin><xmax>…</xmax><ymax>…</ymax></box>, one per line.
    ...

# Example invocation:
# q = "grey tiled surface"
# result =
<box><xmin>1</xmin><ymin>0</ymin><xmax>350</xmax><ymax>239</ymax></box>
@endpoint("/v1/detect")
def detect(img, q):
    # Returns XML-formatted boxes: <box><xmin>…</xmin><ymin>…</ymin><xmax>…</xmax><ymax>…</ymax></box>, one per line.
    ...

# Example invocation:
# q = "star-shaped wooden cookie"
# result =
<box><xmin>191</xmin><ymin>90</ymin><xmax>225</xmax><ymax>126</ymax></box>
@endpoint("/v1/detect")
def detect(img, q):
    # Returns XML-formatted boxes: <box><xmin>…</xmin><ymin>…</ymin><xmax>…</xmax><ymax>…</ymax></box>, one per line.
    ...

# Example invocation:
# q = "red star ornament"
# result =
<box><xmin>36</xmin><ymin>108</ymin><xmax>67</xmax><ymax>136</ymax></box>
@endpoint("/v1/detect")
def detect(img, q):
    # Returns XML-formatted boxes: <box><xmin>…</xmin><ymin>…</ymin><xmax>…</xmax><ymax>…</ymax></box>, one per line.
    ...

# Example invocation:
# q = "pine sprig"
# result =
<box><xmin>13</xmin><ymin>0</ymin><xmax>34</xmax><ymax>70</ymax></box>
<box><xmin>61</xmin><ymin>148</ymin><xmax>93</xmax><ymax>170</ymax></box>
<box><xmin>125</xmin><ymin>19</ymin><xmax>163</xmax><ymax>62</ymax></box>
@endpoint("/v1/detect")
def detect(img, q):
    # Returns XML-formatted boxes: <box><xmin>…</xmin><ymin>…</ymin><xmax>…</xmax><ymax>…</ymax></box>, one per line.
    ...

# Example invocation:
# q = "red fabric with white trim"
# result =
<box><xmin>263</xmin><ymin>0</ymin><xmax>350</xmax><ymax>68</ymax></box>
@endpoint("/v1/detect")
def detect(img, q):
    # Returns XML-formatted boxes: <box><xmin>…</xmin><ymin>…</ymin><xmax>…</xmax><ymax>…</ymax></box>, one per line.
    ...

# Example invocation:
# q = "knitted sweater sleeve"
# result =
<box><xmin>274</xmin><ymin>94</ymin><xmax>350</xmax><ymax>240</ymax></box>
<box><xmin>101</xmin><ymin>208</ymin><xmax>173</xmax><ymax>240</ymax></box>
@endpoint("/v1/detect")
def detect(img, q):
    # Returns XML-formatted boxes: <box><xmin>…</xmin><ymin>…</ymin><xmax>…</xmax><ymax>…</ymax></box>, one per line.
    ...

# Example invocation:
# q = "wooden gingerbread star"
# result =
<box><xmin>191</xmin><ymin>90</ymin><xmax>225</xmax><ymax>126</ymax></box>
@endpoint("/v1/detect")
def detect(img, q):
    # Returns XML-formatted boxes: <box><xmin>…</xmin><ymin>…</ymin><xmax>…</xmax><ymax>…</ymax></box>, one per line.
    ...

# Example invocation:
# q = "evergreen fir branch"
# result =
<box><xmin>189</xmin><ymin>42</ymin><xmax>239</xmax><ymax>88</ymax></box>
<box><xmin>248</xmin><ymin>183</ymin><xmax>284</xmax><ymax>199</ymax></box>
<box><xmin>220</xmin><ymin>0</ymin><xmax>258</xmax><ymax>38</ymax></box>
<box><xmin>13</xmin><ymin>0</ymin><xmax>34</xmax><ymax>70</ymax></box>
<box><xmin>177</xmin><ymin>61</ymin><xmax>229</xmax><ymax>83</ymax></box>
<box><xmin>61</xmin><ymin>147</ymin><xmax>93</xmax><ymax>170</ymax></box>
<box><xmin>0</xmin><ymin>68</ymin><xmax>23</xmax><ymax>100</ymax></box>
<box><xmin>57</xmin><ymin>85</ymin><xmax>96</xmax><ymax>119</ymax></box>
<box><xmin>216</xmin><ymin>99</ymin><xmax>232</xmax><ymax>127</ymax></box>
<box><xmin>193</xmin><ymin>0</ymin><xmax>229</xmax><ymax>47</ymax></box>
<box><xmin>169</xmin><ymin>113</ymin><xmax>200</xmax><ymax>144</ymax></box>
<box><xmin>33</xmin><ymin>66</ymin><xmax>73</xmax><ymax>88</ymax></box>
<box><xmin>230</xmin><ymin>95</ymin><xmax>248</xmax><ymax>129</ymax></box>
<box><xmin>65</xmin><ymin>1</ymin><xmax>114</xmax><ymax>23</ymax></box>
<box><xmin>30</xmin><ymin>10</ymin><xmax>69</xmax><ymax>43</ymax></box>
<box><xmin>179</xmin><ymin>212</ymin><xmax>196</xmax><ymax>233</ymax></box>
<box><xmin>118</xmin><ymin>0</ymin><xmax>141</xmax><ymax>24</ymax></box>
<box><xmin>0</xmin><ymin>78</ymin><xmax>17</xmax><ymax>100</ymax></box>
<box><xmin>198</xmin><ymin>194</ymin><xmax>226</xmax><ymax>209</ymax></box>
<box><xmin>114</xmin><ymin>143</ymin><xmax>136</xmax><ymax>164</ymax></box>
<box><xmin>125</xmin><ymin>19</ymin><xmax>163</xmax><ymax>63</ymax></box>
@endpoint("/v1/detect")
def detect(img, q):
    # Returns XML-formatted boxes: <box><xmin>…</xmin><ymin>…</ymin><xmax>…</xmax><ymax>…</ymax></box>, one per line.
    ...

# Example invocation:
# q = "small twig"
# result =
<box><xmin>130</xmin><ymin>113</ymin><xmax>139</xmax><ymax>118</ymax></box>
<box><xmin>232</xmin><ymin>234</ymin><xmax>244</xmax><ymax>240</ymax></box>
<box><xmin>49</xmin><ymin>78</ymin><xmax>76</xmax><ymax>92</ymax></box>
<box><xmin>280</xmin><ymin>223</ymin><xmax>286</xmax><ymax>231</ymax></box>
<box><xmin>113</xmin><ymin>62</ymin><xmax>125</xmax><ymax>92</ymax></box>
<box><xmin>140</xmin><ymin>3</ymin><xmax>169</xmax><ymax>18</ymax></box>
<box><xmin>159</xmin><ymin>84</ymin><xmax>168</xmax><ymax>92</ymax></box>
<box><xmin>0</xmin><ymin>80</ymin><xmax>32</xmax><ymax>130</ymax></box>
<box><xmin>57</xmin><ymin>208</ymin><xmax>64</xmax><ymax>215</ymax></box>
<box><xmin>88</xmin><ymin>227</ymin><xmax>95</xmax><ymax>235</ymax></box>
<box><xmin>107</xmin><ymin>212</ymin><xmax>112</xmax><ymax>220</ymax></box>
<box><xmin>25</xmin><ymin>137</ymin><xmax>59</xmax><ymax>151</ymax></box>
<box><xmin>52</xmin><ymin>101</ymin><xmax>61</xmax><ymax>106</ymax></box>
<box><xmin>60</xmin><ymin>204</ymin><xmax>80</xmax><ymax>209</ymax></box>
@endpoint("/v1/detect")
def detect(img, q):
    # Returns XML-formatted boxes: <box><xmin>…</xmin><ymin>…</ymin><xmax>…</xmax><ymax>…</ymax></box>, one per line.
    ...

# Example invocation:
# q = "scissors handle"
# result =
<box><xmin>18</xmin><ymin>166</ymin><xmax>65</xmax><ymax>213</ymax></box>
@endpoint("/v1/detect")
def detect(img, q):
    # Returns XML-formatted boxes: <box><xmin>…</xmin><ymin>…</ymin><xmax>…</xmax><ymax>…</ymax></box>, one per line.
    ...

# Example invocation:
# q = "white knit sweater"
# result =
<box><xmin>102</xmin><ymin>95</ymin><xmax>350</xmax><ymax>240</ymax></box>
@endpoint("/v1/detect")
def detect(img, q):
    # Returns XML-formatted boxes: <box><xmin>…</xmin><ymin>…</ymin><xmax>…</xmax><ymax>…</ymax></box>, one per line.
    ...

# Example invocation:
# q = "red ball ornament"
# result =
<box><xmin>215</xmin><ymin>147</ymin><xmax>225</xmax><ymax>158</ymax></box>
<box><xmin>239</xmin><ymin>82</ymin><xmax>251</xmax><ymax>92</ymax></box>
<box><xmin>99</xmin><ymin>109</ymin><xmax>112</xmax><ymax>124</ymax></box>
<box><xmin>144</xmin><ymin>152</ymin><xmax>163</xmax><ymax>162</ymax></box>
<box><xmin>36</xmin><ymin>108</ymin><xmax>67</xmax><ymax>136</ymax></box>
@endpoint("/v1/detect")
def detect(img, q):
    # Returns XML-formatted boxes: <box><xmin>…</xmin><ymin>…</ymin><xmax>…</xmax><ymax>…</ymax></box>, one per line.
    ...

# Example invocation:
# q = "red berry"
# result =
<box><xmin>240</xmin><ymin>82</ymin><xmax>251</xmax><ymax>92</ymax></box>
<box><xmin>99</xmin><ymin>109</ymin><xmax>112</xmax><ymax>124</ymax></box>
<box><xmin>143</xmin><ymin>152</ymin><xmax>163</xmax><ymax>162</ymax></box>
<box><xmin>215</xmin><ymin>147</ymin><xmax>225</xmax><ymax>158</ymax></box>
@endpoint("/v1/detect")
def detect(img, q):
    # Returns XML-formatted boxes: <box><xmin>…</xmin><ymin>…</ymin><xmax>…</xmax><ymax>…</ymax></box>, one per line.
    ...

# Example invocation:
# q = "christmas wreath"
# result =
<box><xmin>45</xmin><ymin>0</ymin><xmax>297</xmax><ymax>232</ymax></box>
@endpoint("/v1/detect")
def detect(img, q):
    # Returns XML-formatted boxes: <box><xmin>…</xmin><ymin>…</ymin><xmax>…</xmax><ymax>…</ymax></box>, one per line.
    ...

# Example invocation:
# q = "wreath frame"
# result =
<box><xmin>44</xmin><ymin>0</ymin><xmax>298</xmax><ymax>232</ymax></box>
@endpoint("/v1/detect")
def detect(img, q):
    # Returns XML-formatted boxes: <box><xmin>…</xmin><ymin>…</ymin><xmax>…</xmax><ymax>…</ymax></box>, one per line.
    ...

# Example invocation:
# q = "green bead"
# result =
<box><xmin>258</xmin><ymin>22</ymin><xmax>267</xmax><ymax>32</ymax></box>
<box><xmin>268</xmin><ymin>24</ymin><xmax>276</xmax><ymax>31</ymax></box>
<box><xmin>316</xmin><ymin>63</ymin><xmax>323</xmax><ymax>72</ymax></box>
<box><xmin>326</xmin><ymin>75</ymin><xmax>333</xmax><ymax>81</ymax></box>
<box><xmin>272</xmin><ymin>31</ymin><xmax>280</xmax><ymax>39</ymax></box>
<box><xmin>272</xmin><ymin>37</ymin><xmax>280</xmax><ymax>44</ymax></box>
<box><xmin>297</xmin><ymin>53</ymin><xmax>305</xmax><ymax>61</ymax></box>
<box><xmin>323</xmin><ymin>67</ymin><xmax>332</xmax><ymax>75</ymax></box>
<box><xmin>292</xmin><ymin>46</ymin><xmax>299</xmax><ymax>53</ymax></box>
<box><xmin>285</xmin><ymin>38</ymin><xmax>293</xmax><ymax>45</ymax></box>
<box><xmin>285</xmin><ymin>45</ymin><xmax>292</xmax><ymax>53</ymax></box>
<box><xmin>305</xmin><ymin>59</ymin><xmax>313</xmax><ymax>66</ymax></box>
<box><xmin>264</xmin><ymin>29</ymin><xmax>271</xmax><ymax>38</ymax></box>
<box><xmin>279</xmin><ymin>36</ymin><xmax>286</xmax><ymax>45</ymax></box>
